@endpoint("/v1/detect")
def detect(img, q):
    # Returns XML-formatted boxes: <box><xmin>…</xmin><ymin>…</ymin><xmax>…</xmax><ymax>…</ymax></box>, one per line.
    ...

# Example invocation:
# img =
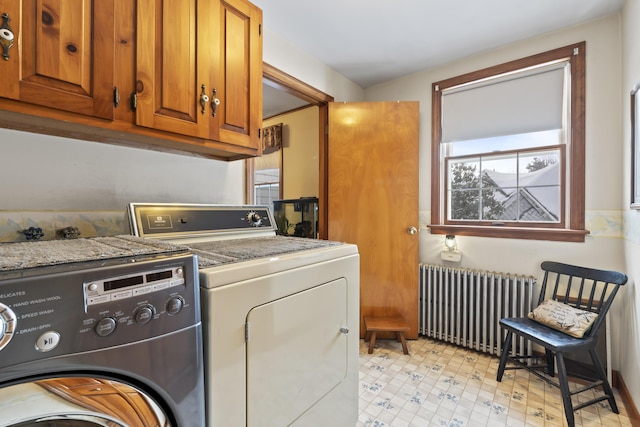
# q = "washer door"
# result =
<box><xmin>0</xmin><ymin>377</ymin><xmax>171</xmax><ymax>427</ymax></box>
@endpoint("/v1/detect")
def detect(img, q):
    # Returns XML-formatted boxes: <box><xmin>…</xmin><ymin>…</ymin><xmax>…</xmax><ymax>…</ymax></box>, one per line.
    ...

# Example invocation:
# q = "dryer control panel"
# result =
<box><xmin>127</xmin><ymin>203</ymin><xmax>276</xmax><ymax>240</ymax></box>
<box><xmin>0</xmin><ymin>253</ymin><xmax>200</xmax><ymax>369</ymax></box>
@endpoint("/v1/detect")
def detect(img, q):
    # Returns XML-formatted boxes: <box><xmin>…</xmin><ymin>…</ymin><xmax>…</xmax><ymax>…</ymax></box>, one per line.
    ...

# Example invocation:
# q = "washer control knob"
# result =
<box><xmin>166</xmin><ymin>296</ymin><xmax>185</xmax><ymax>315</ymax></box>
<box><xmin>246</xmin><ymin>211</ymin><xmax>262</xmax><ymax>226</ymax></box>
<box><xmin>95</xmin><ymin>317</ymin><xmax>117</xmax><ymax>337</ymax></box>
<box><xmin>134</xmin><ymin>305</ymin><xmax>155</xmax><ymax>324</ymax></box>
<box><xmin>0</xmin><ymin>303</ymin><xmax>17</xmax><ymax>351</ymax></box>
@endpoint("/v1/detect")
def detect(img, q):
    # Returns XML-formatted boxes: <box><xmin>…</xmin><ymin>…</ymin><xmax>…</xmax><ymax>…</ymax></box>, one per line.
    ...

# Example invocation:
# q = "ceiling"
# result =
<box><xmin>257</xmin><ymin>0</ymin><xmax>624</xmax><ymax>117</ymax></box>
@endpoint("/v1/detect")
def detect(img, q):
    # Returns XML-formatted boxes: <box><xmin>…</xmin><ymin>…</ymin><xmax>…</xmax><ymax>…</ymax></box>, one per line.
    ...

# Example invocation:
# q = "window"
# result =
<box><xmin>253</xmin><ymin>151</ymin><xmax>282</xmax><ymax>209</ymax></box>
<box><xmin>430</xmin><ymin>42</ymin><xmax>586</xmax><ymax>242</ymax></box>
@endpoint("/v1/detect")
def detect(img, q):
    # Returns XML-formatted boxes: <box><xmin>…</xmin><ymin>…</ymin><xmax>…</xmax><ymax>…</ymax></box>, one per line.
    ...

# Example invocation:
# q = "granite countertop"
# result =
<box><xmin>185</xmin><ymin>236</ymin><xmax>343</xmax><ymax>268</ymax></box>
<box><xmin>0</xmin><ymin>234</ymin><xmax>345</xmax><ymax>273</ymax></box>
<box><xmin>0</xmin><ymin>235</ymin><xmax>188</xmax><ymax>272</ymax></box>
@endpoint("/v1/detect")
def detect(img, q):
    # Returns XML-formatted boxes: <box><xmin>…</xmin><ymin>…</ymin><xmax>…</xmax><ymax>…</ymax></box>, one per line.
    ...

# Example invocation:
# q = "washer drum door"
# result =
<box><xmin>0</xmin><ymin>377</ymin><xmax>172</xmax><ymax>427</ymax></box>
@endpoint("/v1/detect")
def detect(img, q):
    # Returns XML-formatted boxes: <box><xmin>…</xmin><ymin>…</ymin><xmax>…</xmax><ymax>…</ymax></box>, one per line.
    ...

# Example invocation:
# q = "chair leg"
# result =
<box><xmin>555</xmin><ymin>353</ymin><xmax>575</xmax><ymax>427</ymax></box>
<box><xmin>588</xmin><ymin>347</ymin><xmax>619</xmax><ymax>413</ymax></box>
<box><xmin>496</xmin><ymin>331</ymin><xmax>513</xmax><ymax>382</ymax></box>
<box><xmin>545</xmin><ymin>348</ymin><xmax>555</xmax><ymax>377</ymax></box>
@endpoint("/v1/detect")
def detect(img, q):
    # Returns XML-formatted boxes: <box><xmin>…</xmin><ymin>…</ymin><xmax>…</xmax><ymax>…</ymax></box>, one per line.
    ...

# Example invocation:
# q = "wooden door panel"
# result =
<box><xmin>31</xmin><ymin>1</ymin><xmax>90</xmax><ymax>89</ymax></box>
<box><xmin>37</xmin><ymin>377</ymin><xmax>165</xmax><ymax>427</ymax></box>
<box><xmin>159</xmin><ymin>0</ymin><xmax>197</xmax><ymax>120</ymax></box>
<box><xmin>328</xmin><ymin>101</ymin><xmax>420</xmax><ymax>338</ymax></box>
<box><xmin>213</xmin><ymin>0</ymin><xmax>262</xmax><ymax>150</ymax></box>
<box><xmin>0</xmin><ymin>0</ymin><xmax>21</xmax><ymax>98</ymax></box>
<box><xmin>15</xmin><ymin>0</ymin><xmax>115</xmax><ymax>119</ymax></box>
<box><xmin>136</xmin><ymin>0</ymin><xmax>210</xmax><ymax>138</ymax></box>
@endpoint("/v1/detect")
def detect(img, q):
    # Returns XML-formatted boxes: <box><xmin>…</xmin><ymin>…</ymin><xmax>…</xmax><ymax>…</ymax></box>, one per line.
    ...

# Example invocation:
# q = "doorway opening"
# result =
<box><xmin>246</xmin><ymin>63</ymin><xmax>333</xmax><ymax>239</ymax></box>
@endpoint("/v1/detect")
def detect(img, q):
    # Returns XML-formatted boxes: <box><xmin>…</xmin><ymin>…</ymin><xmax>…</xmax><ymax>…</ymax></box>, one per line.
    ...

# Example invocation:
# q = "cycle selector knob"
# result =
<box><xmin>0</xmin><ymin>303</ymin><xmax>17</xmax><ymax>351</ymax></box>
<box><xmin>247</xmin><ymin>211</ymin><xmax>262</xmax><ymax>226</ymax></box>
<box><xmin>134</xmin><ymin>304</ymin><xmax>155</xmax><ymax>325</ymax></box>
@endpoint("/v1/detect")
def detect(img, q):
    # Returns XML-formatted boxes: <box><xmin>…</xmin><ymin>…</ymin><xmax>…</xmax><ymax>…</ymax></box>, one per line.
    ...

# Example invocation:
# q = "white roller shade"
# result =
<box><xmin>441</xmin><ymin>63</ymin><xmax>567</xmax><ymax>143</ymax></box>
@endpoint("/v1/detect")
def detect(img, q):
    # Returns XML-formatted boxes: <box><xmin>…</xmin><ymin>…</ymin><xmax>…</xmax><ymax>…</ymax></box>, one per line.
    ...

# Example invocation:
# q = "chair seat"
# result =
<box><xmin>500</xmin><ymin>317</ymin><xmax>596</xmax><ymax>352</ymax></box>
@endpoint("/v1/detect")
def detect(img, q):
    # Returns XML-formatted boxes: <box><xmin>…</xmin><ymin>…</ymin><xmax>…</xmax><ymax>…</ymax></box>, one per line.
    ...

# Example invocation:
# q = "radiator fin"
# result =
<box><xmin>419</xmin><ymin>264</ymin><xmax>535</xmax><ymax>357</ymax></box>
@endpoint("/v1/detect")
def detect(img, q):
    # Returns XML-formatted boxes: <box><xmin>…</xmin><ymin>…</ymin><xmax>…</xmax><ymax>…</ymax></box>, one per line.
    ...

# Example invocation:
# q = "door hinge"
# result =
<box><xmin>245</xmin><ymin>322</ymin><xmax>250</xmax><ymax>342</ymax></box>
<box><xmin>130</xmin><ymin>92</ymin><xmax>137</xmax><ymax>112</ymax></box>
<box><xmin>113</xmin><ymin>87</ymin><xmax>120</xmax><ymax>108</ymax></box>
<box><xmin>259</xmin><ymin>24</ymin><xmax>262</xmax><ymax>37</ymax></box>
<box><xmin>258</xmin><ymin>128</ymin><xmax>261</xmax><ymax>139</ymax></box>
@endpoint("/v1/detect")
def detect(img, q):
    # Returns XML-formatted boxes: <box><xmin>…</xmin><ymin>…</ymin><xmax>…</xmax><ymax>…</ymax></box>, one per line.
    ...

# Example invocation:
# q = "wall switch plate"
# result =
<box><xmin>441</xmin><ymin>251</ymin><xmax>462</xmax><ymax>262</ymax></box>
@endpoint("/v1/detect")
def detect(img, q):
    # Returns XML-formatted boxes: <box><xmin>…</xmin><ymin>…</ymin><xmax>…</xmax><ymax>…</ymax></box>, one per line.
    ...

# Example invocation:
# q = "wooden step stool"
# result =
<box><xmin>364</xmin><ymin>315</ymin><xmax>410</xmax><ymax>355</ymax></box>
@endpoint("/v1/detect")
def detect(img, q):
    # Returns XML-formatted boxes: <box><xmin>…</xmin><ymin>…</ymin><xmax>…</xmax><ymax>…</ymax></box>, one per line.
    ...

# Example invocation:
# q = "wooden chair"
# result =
<box><xmin>496</xmin><ymin>261</ymin><xmax>627</xmax><ymax>427</ymax></box>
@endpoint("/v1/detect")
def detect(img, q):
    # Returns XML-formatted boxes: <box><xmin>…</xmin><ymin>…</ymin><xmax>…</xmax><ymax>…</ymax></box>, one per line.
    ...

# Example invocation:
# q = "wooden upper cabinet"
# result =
<box><xmin>136</xmin><ymin>0</ymin><xmax>262</xmax><ymax>151</ymax></box>
<box><xmin>211</xmin><ymin>0</ymin><xmax>263</xmax><ymax>150</ymax></box>
<box><xmin>0</xmin><ymin>0</ymin><xmax>115</xmax><ymax>120</ymax></box>
<box><xmin>135</xmin><ymin>0</ymin><xmax>211</xmax><ymax>139</ymax></box>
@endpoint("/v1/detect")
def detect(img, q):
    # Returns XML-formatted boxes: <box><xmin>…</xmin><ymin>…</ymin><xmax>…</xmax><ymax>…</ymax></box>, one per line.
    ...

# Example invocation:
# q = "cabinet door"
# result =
<box><xmin>136</xmin><ymin>0</ymin><xmax>212</xmax><ymax>139</ymax></box>
<box><xmin>210</xmin><ymin>0</ymin><xmax>262</xmax><ymax>150</ymax></box>
<box><xmin>0</xmin><ymin>0</ymin><xmax>115</xmax><ymax>120</ymax></box>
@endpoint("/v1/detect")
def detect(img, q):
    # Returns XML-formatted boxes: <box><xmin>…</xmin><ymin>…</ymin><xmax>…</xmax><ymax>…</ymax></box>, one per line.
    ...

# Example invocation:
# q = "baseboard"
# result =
<box><xmin>614</xmin><ymin>370</ymin><xmax>640</xmax><ymax>427</ymax></box>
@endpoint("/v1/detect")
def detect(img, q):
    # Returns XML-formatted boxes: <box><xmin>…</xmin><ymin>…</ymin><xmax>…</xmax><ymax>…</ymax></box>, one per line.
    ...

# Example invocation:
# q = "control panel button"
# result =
<box><xmin>134</xmin><ymin>305</ymin><xmax>155</xmax><ymax>324</ymax></box>
<box><xmin>96</xmin><ymin>317</ymin><xmax>117</xmax><ymax>337</ymax></box>
<box><xmin>35</xmin><ymin>331</ymin><xmax>61</xmax><ymax>352</ymax></box>
<box><xmin>166</xmin><ymin>296</ymin><xmax>185</xmax><ymax>315</ymax></box>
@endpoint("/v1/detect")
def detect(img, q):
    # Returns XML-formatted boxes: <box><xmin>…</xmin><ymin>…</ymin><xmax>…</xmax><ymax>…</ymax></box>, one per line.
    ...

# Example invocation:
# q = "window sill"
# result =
<box><xmin>428</xmin><ymin>225</ymin><xmax>589</xmax><ymax>242</ymax></box>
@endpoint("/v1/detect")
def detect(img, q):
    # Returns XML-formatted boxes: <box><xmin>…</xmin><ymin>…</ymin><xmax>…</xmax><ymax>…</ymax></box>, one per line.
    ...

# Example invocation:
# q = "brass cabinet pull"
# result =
<box><xmin>0</xmin><ymin>13</ymin><xmax>15</xmax><ymax>61</ymax></box>
<box><xmin>211</xmin><ymin>88</ymin><xmax>220</xmax><ymax>117</ymax></box>
<box><xmin>200</xmin><ymin>84</ymin><xmax>210</xmax><ymax>115</ymax></box>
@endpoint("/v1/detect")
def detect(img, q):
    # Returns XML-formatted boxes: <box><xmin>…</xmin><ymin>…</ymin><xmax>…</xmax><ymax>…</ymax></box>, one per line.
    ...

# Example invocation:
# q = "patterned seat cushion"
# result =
<box><xmin>527</xmin><ymin>299</ymin><xmax>598</xmax><ymax>338</ymax></box>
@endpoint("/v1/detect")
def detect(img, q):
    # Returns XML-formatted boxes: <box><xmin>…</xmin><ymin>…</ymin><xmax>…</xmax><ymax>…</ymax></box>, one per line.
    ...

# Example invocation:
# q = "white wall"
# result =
<box><xmin>366</xmin><ymin>13</ymin><xmax>633</xmax><ymax>386</ymax></box>
<box><xmin>262</xmin><ymin>29</ymin><xmax>365</xmax><ymax>103</ymax></box>
<box><xmin>0</xmin><ymin>127</ymin><xmax>245</xmax><ymax>210</ymax></box>
<box><xmin>621</xmin><ymin>0</ymin><xmax>640</xmax><ymax>411</ymax></box>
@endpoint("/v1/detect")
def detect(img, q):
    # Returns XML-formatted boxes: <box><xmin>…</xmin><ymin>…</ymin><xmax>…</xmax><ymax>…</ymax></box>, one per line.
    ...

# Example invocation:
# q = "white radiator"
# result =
<box><xmin>419</xmin><ymin>264</ymin><xmax>535</xmax><ymax>357</ymax></box>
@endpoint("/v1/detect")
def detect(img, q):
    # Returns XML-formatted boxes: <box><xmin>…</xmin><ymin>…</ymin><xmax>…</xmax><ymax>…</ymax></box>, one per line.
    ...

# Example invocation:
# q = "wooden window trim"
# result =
<box><xmin>430</xmin><ymin>42</ymin><xmax>586</xmax><ymax>242</ymax></box>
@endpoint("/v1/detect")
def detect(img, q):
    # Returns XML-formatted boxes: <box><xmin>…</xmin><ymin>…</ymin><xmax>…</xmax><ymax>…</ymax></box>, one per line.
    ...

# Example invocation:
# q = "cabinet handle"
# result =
<box><xmin>211</xmin><ymin>88</ymin><xmax>220</xmax><ymax>117</ymax></box>
<box><xmin>200</xmin><ymin>84</ymin><xmax>209</xmax><ymax>115</ymax></box>
<box><xmin>0</xmin><ymin>13</ymin><xmax>15</xmax><ymax>61</ymax></box>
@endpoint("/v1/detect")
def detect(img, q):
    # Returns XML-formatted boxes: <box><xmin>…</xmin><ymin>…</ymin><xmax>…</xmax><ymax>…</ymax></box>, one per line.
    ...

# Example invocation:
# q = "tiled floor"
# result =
<box><xmin>358</xmin><ymin>336</ymin><xmax>632</xmax><ymax>427</ymax></box>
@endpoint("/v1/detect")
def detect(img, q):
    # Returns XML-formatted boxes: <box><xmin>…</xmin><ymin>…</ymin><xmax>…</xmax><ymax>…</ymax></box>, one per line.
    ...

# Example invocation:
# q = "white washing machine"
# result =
<box><xmin>128</xmin><ymin>203</ymin><xmax>360</xmax><ymax>427</ymax></box>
